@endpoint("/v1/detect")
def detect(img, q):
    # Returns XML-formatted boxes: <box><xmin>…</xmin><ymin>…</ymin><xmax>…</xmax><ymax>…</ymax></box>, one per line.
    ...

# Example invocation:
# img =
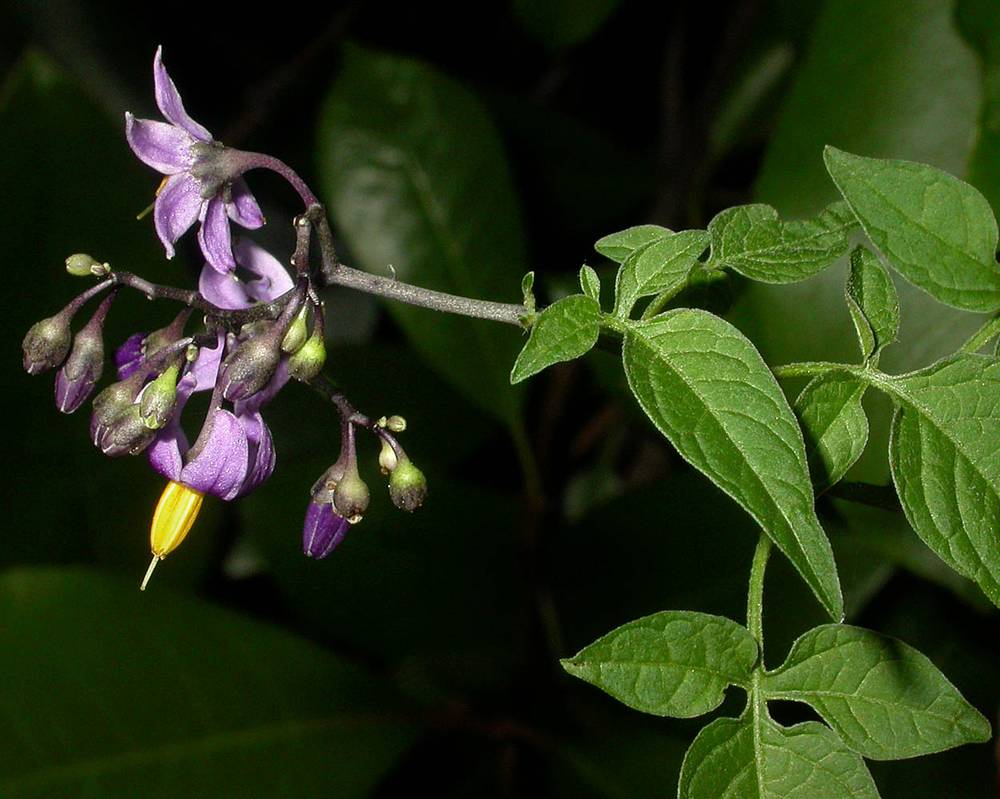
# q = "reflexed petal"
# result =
<box><xmin>154</xmin><ymin>173</ymin><xmax>203</xmax><ymax>258</ymax></box>
<box><xmin>180</xmin><ymin>410</ymin><xmax>249</xmax><ymax>500</ymax></box>
<box><xmin>148</xmin><ymin>424</ymin><xmax>187</xmax><ymax>482</ymax></box>
<box><xmin>198</xmin><ymin>196</ymin><xmax>236</xmax><ymax>273</ymax></box>
<box><xmin>198</xmin><ymin>265</ymin><xmax>253</xmax><ymax>310</ymax></box>
<box><xmin>227</xmin><ymin>179</ymin><xmax>265</xmax><ymax>229</ymax></box>
<box><xmin>153</xmin><ymin>46</ymin><xmax>212</xmax><ymax>142</ymax></box>
<box><xmin>180</xmin><ymin>332</ymin><xmax>225</xmax><ymax>396</ymax></box>
<box><xmin>303</xmin><ymin>501</ymin><xmax>350</xmax><ymax>559</ymax></box>
<box><xmin>115</xmin><ymin>332</ymin><xmax>146</xmax><ymax>379</ymax></box>
<box><xmin>234</xmin><ymin>238</ymin><xmax>294</xmax><ymax>302</ymax></box>
<box><xmin>237</xmin><ymin>411</ymin><xmax>276</xmax><ymax>497</ymax></box>
<box><xmin>124</xmin><ymin>114</ymin><xmax>196</xmax><ymax>174</ymax></box>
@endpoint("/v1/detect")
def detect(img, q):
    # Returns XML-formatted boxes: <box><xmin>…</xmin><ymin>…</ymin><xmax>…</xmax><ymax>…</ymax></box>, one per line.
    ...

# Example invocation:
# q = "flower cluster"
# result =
<box><xmin>21</xmin><ymin>48</ymin><xmax>426</xmax><ymax>589</ymax></box>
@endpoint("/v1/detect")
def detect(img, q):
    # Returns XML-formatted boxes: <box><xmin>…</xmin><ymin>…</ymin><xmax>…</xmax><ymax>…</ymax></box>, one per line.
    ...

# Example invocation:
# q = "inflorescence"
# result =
<box><xmin>22</xmin><ymin>47</ymin><xmax>427</xmax><ymax>589</ymax></box>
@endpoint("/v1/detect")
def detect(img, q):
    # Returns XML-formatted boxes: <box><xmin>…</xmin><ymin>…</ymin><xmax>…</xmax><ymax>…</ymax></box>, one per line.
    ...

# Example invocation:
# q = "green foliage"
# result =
<box><xmin>794</xmin><ymin>374</ymin><xmax>869</xmax><ymax>491</ymax></box>
<box><xmin>560</xmin><ymin>611</ymin><xmax>758</xmax><ymax>717</ymax></box>
<box><xmin>594</xmin><ymin>225</ymin><xmax>672</xmax><ymax>263</ymax></box>
<box><xmin>824</xmin><ymin>147</ymin><xmax>1000</xmax><ymax>312</ymax></box>
<box><xmin>622</xmin><ymin>309</ymin><xmax>843</xmax><ymax>620</ymax></box>
<box><xmin>0</xmin><ymin>568</ymin><xmax>416</xmax><ymax>797</ymax></box>
<box><xmin>579</xmin><ymin>265</ymin><xmax>601</xmax><ymax>302</ymax></box>
<box><xmin>766</xmin><ymin>625</ymin><xmax>991</xmax><ymax>759</ymax></box>
<box><xmin>510</xmin><ymin>294</ymin><xmax>602</xmax><ymax>382</ymax></box>
<box><xmin>882</xmin><ymin>354</ymin><xmax>1000</xmax><ymax>607</ymax></box>
<box><xmin>705</xmin><ymin>201</ymin><xmax>855</xmax><ymax>283</ymax></box>
<box><xmin>846</xmin><ymin>246</ymin><xmax>900</xmax><ymax>364</ymax></box>
<box><xmin>612</xmin><ymin>230</ymin><xmax>710</xmax><ymax>318</ymax></box>
<box><xmin>678</xmin><ymin>717</ymin><xmax>880</xmax><ymax>799</ymax></box>
<box><xmin>317</xmin><ymin>46</ymin><xmax>526</xmax><ymax>425</ymax></box>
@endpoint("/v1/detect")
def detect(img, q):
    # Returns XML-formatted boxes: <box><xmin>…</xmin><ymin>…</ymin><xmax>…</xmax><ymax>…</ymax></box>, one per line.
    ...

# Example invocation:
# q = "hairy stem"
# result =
<box><xmin>747</xmin><ymin>533</ymin><xmax>772</xmax><ymax>654</ymax></box>
<box><xmin>960</xmin><ymin>313</ymin><xmax>1000</xmax><ymax>354</ymax></box>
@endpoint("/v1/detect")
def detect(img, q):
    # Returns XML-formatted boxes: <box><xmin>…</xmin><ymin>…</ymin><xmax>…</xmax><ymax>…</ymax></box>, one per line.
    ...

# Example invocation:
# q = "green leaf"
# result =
<box><xmin>560</xmin><ymin>611</ymin><xmax>758</xmax><ymax>718</ymax></box>
<box><xmin>846</xmin><ymin>246</ymin><xmax>900</xmax><ymax>363</ymax></box>
<box><xmin>766</xmin><ymin>624</ymin><xmax>991</xmax><ymax>760</ymax></box>
<box><xmin>706</xmin><ymin>201</ymin><xmax>855</xmax><ymax>283</ymax></box>
<box><xmin>622</xmin><ymin>309</ymin><xmax>843</xmax><ymax>620</ymax></box>
<box><xmin>794</xmin><ymin>374</ymin><xmax>869</xmax><ymax>492</ymax></box>
<box><xmin>579</xmin><ymin>265</ymin><xmax>601</xmax><ymax>303</ymax></box>
<box><xmin>824</xmin><ymin>146</ymin><xmax>1000</xmax><ymax>312</ymax></box>
<box><xmin>881</xmin><ymin>354</ymin><xmax>1000</xmax><ymax>607</ymax></box>
<box><xmin>678</xmin><ymin>717</ymin><xmax>879</xmax><ymax>798</ymax></box>
<box><xmin>612</xmin><ymin>230</ymin><xmax>709</xmax><ymax>318</ymax></box>
<box><xmin>511</xmin><ymin>295</ymin><xmax>602</xmax><ymax>383</ymax></box>
<box><xmin>317</xmin><ymin>46</ymin><xmax>526</xmax><ymax>424</ymax></box>
<box><xmin>0</xmin><ymin>567</ymin><xmax>417</xmax><ymax>798</ymax></box>
<box><xmin>512</xmin><ymin>0</ymin><xmax>622</xmax><ymax>49</ymax></box>
<box><xmin>594</xmin><ymin>225</ymin><xmax>671</xmax><ymax>263</ymax></box>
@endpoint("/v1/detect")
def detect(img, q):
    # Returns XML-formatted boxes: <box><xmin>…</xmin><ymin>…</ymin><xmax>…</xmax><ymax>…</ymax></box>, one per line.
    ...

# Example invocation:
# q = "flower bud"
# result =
<box><xmin>302</xmin><ymin>500</ymin><xmax>350</xmax><ymax>559</ymax></box>
<box><xmin>22</xmin><ymin>314</ymin><xmax>72</xmax><ymax>375</ymax></box>
<box><xmin>385</xmin><ymin>415</ymin><xmax>407</xmax><ymax>433</ymax></box>
<box><xmin>389</xmin><ymin>458</ymin><xmax>427</xmax><ymax>512</ymax></box>
<box><xmin>378</xmin><ymin>439</ymin><xmax>398</xmax><ymax>474</ymax></box>
<box><xmin>65</xmin><ymin>253</ymin><xmax>107</xmax><ymax>277</ymax></box>
<box><xmin>139</xmin><ymin>362</ymin><xmax>180</xmax><ymax>429</ymax></box>
<box><xmin>220</xmin><ymin>336</ymin><xmax>281</xmax><ymax>401</ymax></box>
<box><xmin>55</xmin><ymin>329</ymin><xmax>103</xmax><ymax>414</ymax></box>
<box><xmin>99</xmin><ymin>404</ymin><xmax>158</xmax><ymax>457</ymax></box>
<box><xmin>144</xmin><ymin>308</ymin><xmax>192</xmax><ymax>359</ymax></box>
<box><xmin>333</xmin><ymin>467</ymin><xmax>370</xmax><ymax>521</ymax></box>
<box><xmin>288</xmin><ymin>331</ymin><xmax>326</xmax><ymax>382</ymax></box>
<box><xmin>90</xmin><ymin>373</ymin><xmax>144</xmax><ymax>443</ymax></box>
<box><xmin>281</xmin><ymin>306</ymin><xmax>310</xmax><ymax>354</ymax></box>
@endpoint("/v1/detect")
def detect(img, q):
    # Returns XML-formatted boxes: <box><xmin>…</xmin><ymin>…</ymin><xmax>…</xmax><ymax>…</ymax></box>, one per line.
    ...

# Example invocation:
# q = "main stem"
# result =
<box><xmin>747</xmin><ymin>533</ymin><xmax>772</xmax><ymax>652</ymax></box>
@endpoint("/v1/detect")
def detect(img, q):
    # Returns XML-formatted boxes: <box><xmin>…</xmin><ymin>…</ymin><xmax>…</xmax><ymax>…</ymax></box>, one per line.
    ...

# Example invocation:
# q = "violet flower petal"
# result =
<box><xmin>148</xmin><ymin>424</ymin><xmax>187</xmax><ymax>482</ymax></box>
<box><xmin>303</xmin><ymin>501</ymin><xmax>350</xmax><ymax>559</ymax></box>
<box><xmin>124</xmin><ymin>113</ymin><xmax>195</xmax><ymax>175</ymax></box>
<box><xmin>115</xmin><ymin>332</ymin><xmax>146</xmax><ymax>379</ymax></box>
<box><xmin>154</xmin><ymin>173</ymin><xmax>204</xmax><ymax>258</ymax></box>
<box><xmin>199</xmin><ymin>266</ymin><xmax>253</xmax><ymax>310</ymax></box>
<box><xmin>179</xmin><ymin>409</ymin><xmax>249</xmax><ymax>500</ymax></box>
<box><xmin>235</xmin><ymin>239</ymin><xmax>295</xmax><ymax>302</ymax></box>
<box><xmin>181</xmin><ymin>332</ymin><xmax>226</xmax><ymax>397</ymax></box>
<box><xmin>198</xmin><ymin>196</ymin><xmax>236</xmax><ymax>273</ymax></box>
<box><xmin>153</xmin><ymin>46</ymin><xmax>212</xmax><ymax>142</ymax></box>
<box><xmin>227</xmin><ymin>179</ymin><xmax>265</xmax><ymax>229</ymax></box>
<box><xmin>236</xmin><ymin>410</ymin><xmax>276</xmax><ymax>497</ymax></box>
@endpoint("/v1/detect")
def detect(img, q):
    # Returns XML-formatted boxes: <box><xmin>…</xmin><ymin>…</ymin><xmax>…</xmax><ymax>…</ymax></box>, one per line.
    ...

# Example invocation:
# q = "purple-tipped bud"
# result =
<box><xmin>220</xmin><ymin>336</ymin><xmax>281</xmax><ymax>401</ymax></box>
<box><xmin>303</xmin><ymin>500</ymin><xmax>350</xmax><ymax>559</ymax></box>
<box><xmin>389</xmin><ymin>458</ymin><xmax>428</xmax><ymax>512</ymax></box>
<box><xmin>311</xmin><ymin>460</ymin><xmax>346</xmax><ymax>504</ymax></box>
<box><xmin>55</xmin><ymin>334</ymin><xmax>103</xmax><ymax>413</ymax></box>
<box><xmin>90</xmin><ymin>374</ymin><xmax>144</xmax><ymax>445</ymax></box>
<box><xmin>22</xmin><ymin>313</ymin><xmax>72</xmax><ymax>375</ymax></box>
<box><xmin>54</xmin><ymin>291</ymin><xmax>113</xmax><ymax>413</ymax></box>
<box><xmin>98</xmin><ymin>404</ymin><xmax>158</xmax><ymax>457</ymax></box>
<box><xmin>333</xmin><ymin>466</ymin><xmax>370</xmax><ymax>521</ymax></box>
<box><xmin>144</xmin><ymin>308</ymin><xmax>193</xmax><ymax>360</ymax></box>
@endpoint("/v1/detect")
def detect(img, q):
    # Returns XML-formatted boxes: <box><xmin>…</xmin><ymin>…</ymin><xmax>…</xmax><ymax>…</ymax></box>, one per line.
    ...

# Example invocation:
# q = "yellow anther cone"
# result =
<box><xmin>142</xmin><ymin>480</ymin><xmax>204</xmax><ymax>590</ymax></box>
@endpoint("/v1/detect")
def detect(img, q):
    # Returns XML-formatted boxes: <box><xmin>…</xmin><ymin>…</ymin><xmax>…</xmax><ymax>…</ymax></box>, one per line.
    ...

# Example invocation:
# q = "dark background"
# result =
<box><xmin>2</xmin><ymin>0</ymin><xmax>1000</xmax><ymax>796</ymax></box>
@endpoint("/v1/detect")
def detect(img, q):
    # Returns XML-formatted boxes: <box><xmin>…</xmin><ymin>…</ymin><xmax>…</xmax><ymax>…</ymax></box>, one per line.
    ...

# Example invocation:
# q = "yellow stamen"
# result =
<box><xmin>144</xmin><ymin>481</ymin><xmax>205</xmax><ymax>590</ymax></box>
<box><xmin>135</xmin><ymin>177</ymin><xmax>172</xmax><ymax>221</ymax></box>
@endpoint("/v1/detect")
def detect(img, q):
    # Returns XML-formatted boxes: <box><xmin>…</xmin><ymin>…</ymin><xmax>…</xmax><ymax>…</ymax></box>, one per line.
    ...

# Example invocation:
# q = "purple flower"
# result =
<box><xmin>144</xmin><ymin>240</ymin><xmax>293</xmax><ymax>499</ymax></box>
<box><xmin>125</xmin><ymin>47</ymin><xmax>264</xmax><ymax>274</ymax></box>
<box><xmin>303</xmin><ymin>501</ymin><xmax>350</xmax><ymax>559</ymax></box>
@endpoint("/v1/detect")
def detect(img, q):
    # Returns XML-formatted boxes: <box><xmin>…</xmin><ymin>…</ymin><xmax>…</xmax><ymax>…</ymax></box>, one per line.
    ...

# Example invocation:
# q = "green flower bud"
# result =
<box><xmin>65</xmin><ymin>253</ymin><xmax>106</xmax><ymax>277</ymax></box>
<box><xmin>288</xmin><ymin>332</ymin><xmax>326</xmax><ymax>382</ymax></box>
<box><xmin>389</xmin><ymin>458</ymin><xmax>427</xmax><ymax>512</ymax></box>
<box><xmin>385</xmin><ymin>415</ymin><xmax>407</xmax><ymax>433</ymax></box>
<box><xmin>378</xmin><ymin>439</ymin><xmax>398</xmax><ymax>474</ymax></box>
<box><xmin>221</xmin><ymin>336</ymin><xmax>281</xmax><ymax>401</ymax></box>
<box><xmin>22</xmin><ymin>314</ymin><xmax>72</xmax><ymax>375</ymax></box>
<box><xmin>333</xmin><ymin>467</ymin><xmax>370</xmax><ymax>520</ymax></box>
<box><xmin>98</xmin><ymin>404</ymin><xmax>157</xmax><ymax>457</ymax></box>
<box><xmin>139</xmin><ymin>362</ymin><xmax>181</xmax><ymax>429</ymax></box>
<box><xmin>280</xmin><ymin>306</ymin><xmax>310</xmax><ymax>354</ymax></box>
